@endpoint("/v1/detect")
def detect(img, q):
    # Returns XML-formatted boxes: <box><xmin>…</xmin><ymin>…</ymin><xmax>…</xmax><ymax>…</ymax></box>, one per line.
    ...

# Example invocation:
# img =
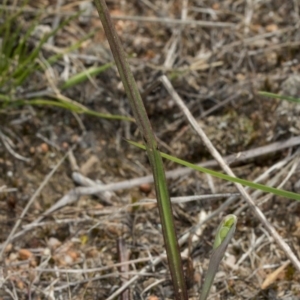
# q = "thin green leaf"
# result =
<box><xmin>61</xmin><ymin>63</ymin><xmax>114</xmax><ymax>90</ymax></box>
<box><xmin>12</xmin><ymin>99</ymin><xmax>134</xmax><ymax>121</ymax></box>
<box><xmin>259</xmin><ymin>91</ymin><xmax>300</xmax><ymax>104</ymax></box>
<box><xmin>128</xmin><ymin>140</ymin><xmax>300</xmax><ymax>201</ymax></box>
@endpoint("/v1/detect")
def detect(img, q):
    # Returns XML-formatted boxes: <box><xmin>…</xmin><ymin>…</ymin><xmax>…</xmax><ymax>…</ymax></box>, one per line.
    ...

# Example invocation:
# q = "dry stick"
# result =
<box><xmin>33</xmin><ymin>258</ymin><xmax>151</xmax><ymax>274</ymax></box>
<box><xmin>72</xmin><ymin>172</ymin><xmax>115</xmax><ymax>205</ymax></box>
<box><xmin>160</xmin><ymin>75</ymin><xmax>300</xmax><ymax>272</ymax></box>
<box><xmin>109</xmin><ymin>15</ymin><xmax>235</xmax><ymax>28</ymax></box>
<box><xmin>220</xmin><ymin>27</ymin><xmax>293</xmax><ymax>51</ymax></box>
<box><xmin>0</xmin><ymin>151</ymin><xmax>70</xmax><ymax>260</ymax></box>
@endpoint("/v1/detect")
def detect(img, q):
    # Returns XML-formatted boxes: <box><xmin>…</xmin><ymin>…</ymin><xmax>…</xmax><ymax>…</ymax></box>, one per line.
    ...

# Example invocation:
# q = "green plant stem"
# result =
<box><xmin>93</xmin><ymin>1</ymin><xmax>188</xmax><ymax>299</ymax></box>
<box><xmin>259</xmin><ymin>91</ymin><xmax>300</xmax><ymax>104</ymax></box>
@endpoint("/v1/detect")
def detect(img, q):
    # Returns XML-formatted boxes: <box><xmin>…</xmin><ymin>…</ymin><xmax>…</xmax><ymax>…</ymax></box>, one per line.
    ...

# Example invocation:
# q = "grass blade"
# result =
<box><xmin>259</xmin><ymin>91</ymin><xmax>300</xmax><ymax>104</ymax></box>
<box><xmin>61</xmin><ymin>63</ymin><xmax>114</xmax><ymax>90</ymax></box>
<box><xmin>12</xmin><ymin>99</ymin><xmax>134</xmax><ymax>121</ymax></box>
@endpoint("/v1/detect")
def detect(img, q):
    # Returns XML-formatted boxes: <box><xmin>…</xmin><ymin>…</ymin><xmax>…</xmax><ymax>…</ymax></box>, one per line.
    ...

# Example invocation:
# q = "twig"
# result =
<box><xmin>68</xmin><ymin>149</ymin><xmax>79</xmax><ymax>171</ymax></box>
<box><xmin>26</xmin><ymin>258</ymin><xmax>151</xmax><ymax>274</ymax></box>
<box><xmin>109</xmin><ymin>15</ymin><xmax>235</xmax><ymax>27</ymax></box>
<box><xmin>147</xmin><ymin>193</ymin><xmax>238</xmax><ymax>204</ymax></box>
<box><xmin>72</xmin><ymin>172</ymin><xmax>115</xmax><ymax>205</ymax></box>
<box><xmin>48</xmin><ymin>0</ymin><xmax>64</xmax><ymax>45</ymax></box>
<box><xmin>0</xmin><ymin>186</ymin><xmax>17</xmax><ymax>193</ymax></box>
<box><xmin>141</xmin><ymin>278</ymin><xmax>166</xmax><ymax>297</ymax></box>
<box><xmin>160</xmin><ymin>74</ymin><xmax>300</xmax><ymax>272</ymax></box>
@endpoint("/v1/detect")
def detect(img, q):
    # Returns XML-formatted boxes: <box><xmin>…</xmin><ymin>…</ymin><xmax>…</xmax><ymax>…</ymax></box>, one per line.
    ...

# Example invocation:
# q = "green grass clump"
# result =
<box><xmin>0</xmin><ymin>2</ymin><xmax>131</xmax><ymax>121</ymax></box>
<box><xmin>0</xmin><ymin>2</ymin><xmax>67</xmax><ymax>98</ymax></box>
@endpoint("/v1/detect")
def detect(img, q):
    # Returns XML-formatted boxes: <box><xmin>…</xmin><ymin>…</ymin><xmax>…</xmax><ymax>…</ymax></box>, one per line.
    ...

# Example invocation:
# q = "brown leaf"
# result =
<box><xmin>261</xmin><ymin>261</ymin><xmax>290</xmax><ymax>289</ymax></box>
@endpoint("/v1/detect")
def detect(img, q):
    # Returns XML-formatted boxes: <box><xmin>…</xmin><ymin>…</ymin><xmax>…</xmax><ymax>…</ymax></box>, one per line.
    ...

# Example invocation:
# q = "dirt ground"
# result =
<box><xmin>1</xmin><ymin>0</ymin><xmax>300</xmax><ymax>299</ymax></box>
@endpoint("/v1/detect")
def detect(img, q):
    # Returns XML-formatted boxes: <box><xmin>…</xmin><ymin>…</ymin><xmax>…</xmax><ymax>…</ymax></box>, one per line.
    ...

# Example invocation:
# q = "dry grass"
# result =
<box><xmin>1</xmin><ymin>0</ymin><xmax>300</xmax><ymax>299</ymax></box>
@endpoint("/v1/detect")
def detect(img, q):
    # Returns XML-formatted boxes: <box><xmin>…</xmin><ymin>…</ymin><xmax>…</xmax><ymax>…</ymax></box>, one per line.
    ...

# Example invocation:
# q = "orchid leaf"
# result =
<box><xmin>200</xmin><ymin>215</ymin><xmax>237</xmax><ymax>300</ymax></box>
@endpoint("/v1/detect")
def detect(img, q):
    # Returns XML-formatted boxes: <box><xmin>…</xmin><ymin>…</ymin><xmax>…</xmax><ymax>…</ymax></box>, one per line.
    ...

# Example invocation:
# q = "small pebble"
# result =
<box><xmin>29</xmin><ymin>146</ymin><xmax>35</xmax><ymax>154</ymax></box>
<box><xmin>47</xmin><ymin>237</ymin><xmax>61</xmax><ymax>250</ymax></box>
<box><xmin>139</xmin><ymin>183</ymin><xmax>152</xmax><ymax>194</ymax></box>
<box><xmin>62</xmin><ymin>142</ymin><xmax>69</xmax><ymax>150</ymax></box>
<box><xmin>40</xmin><ymin>143</ymin><xmax>49</xmax><ymax>153</ymax></box>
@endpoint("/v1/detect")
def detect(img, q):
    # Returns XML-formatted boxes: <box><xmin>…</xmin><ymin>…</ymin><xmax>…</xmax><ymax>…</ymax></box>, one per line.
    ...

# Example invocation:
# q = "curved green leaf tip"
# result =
<box><xmin>200</xmin><ymin>214</ymin><xmax>237</xmax><ymax>300</ymax></box>
<box><xmin>213</xmin><ymin>214</ymin><xmax>237</xmax><ymax>249</ymax></box>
